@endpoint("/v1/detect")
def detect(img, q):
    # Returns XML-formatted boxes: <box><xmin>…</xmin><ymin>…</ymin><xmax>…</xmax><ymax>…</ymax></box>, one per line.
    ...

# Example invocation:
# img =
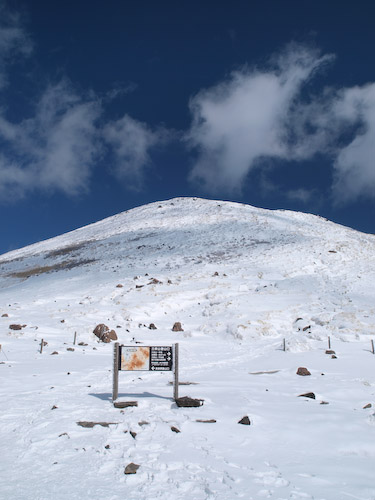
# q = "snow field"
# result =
<box><xmin>1</xmin><ymin>197</ymin><xmax>375</xmax><ymax>499</ymax></box>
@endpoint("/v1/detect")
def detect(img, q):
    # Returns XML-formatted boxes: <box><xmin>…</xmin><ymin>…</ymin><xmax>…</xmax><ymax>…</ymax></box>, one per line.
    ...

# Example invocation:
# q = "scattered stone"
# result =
<box><xmin>51</xmin><ymin>351</ymin><xmax>59</xmax><ymax>355</ymax></box>
<box><xmin>2</xmin><ymin>313</ymin><xmax>9</xmax><ymax>317</ymax></box>
<box><xmin>9</xmin><ymin>324</ymin><xmax>22</xmax><ymax>330</ymax></box>
<box><xmin>93</xmin><ymin>324</ymin><xmax>118</xmax><ymax>343</ymax></box>
<box><xmin>59</xmin><ymin>433</ymin><xmax>69</xmax><ymax>438</ymax></box>
<box><xmin>138</xmin><ymin>421</ymin><xmax>149</xmax><ymax>426</ymax></box>
<box><xmin>149</xmin><ymin>278</ymin><xmax>162</xmax><ymax>285</ymax></box>
<box><xmin>149</xmin><ymin>323</ymin><xmax>157</xmax><ymax>330</ymax></box>
<box><xmin>238</xmin><ymin>416</ymin><xmax>251</xmax><ymax>425</ymax></box>
<box><xmin>213</xmin><ymin>272</ymin><xmax>219</xmax><ymax>276</ymax></box>
<box><xmin>320</xmin><ymin>401</ymin><xmax>329</xmax><ymax>405</ymax></box>
<box><xmin>67</xmin><ymin>348</ymin><xmax>74</xmax><ymax>352</ymax></box>
<box><xmin>51</xmin><ymin>405</ymin><xmax>58</xmax><ymax>410</ymax></box>
<box><xmin>77</xmin><ymin>421</ymin><xmax>118</xmax><ymax>428</ymax></box>
<box><xmin>167</xmin><ymin>280</ymin><xmax>172</xmax><ymax>284</ymax></box>
<box><xmin>172</xmin><ymin>322</ymin><xmax>184</xmax><ymax>332</ymax></box>
<box><xmin>298</xmin><ymin>392</ymin><xmax>316</xmax><ymax>399</ymax></box>
<box><xmin>325</xmin><ymin>350</ymin><xmax>336</xmax><ymax>355</ymax></box>
<box><xmin>105</xmin><ymin>444</ymin><xmax>110</xmax><ymax>449</ymax></box>
<box><xmin>113</xmin><ymin>401</ymin><xmax>138</xmax><ymax>408</ymax></box>
<box><xmin>130</xmin><ymin>431</ymin><xmax>137</xmax><ymax>439</ymax></box>
<box><xmin>296</xmin><ymin>367</ymin><xmax>311</xmax><ymax>376</ymax></box>
<box><xmin>78</xmin><ymin>342</ymin><xmax>88</xmax><ymax>346</ymax></box>
<box><xmin>176</xmin><ymin>396</ymin><xmax>204</xmax><ymax>407</ymax></box>
<box><xmin>124</xmin><ymin>463</ymin><xmax>140</xmax><ymax>475</ymax></box>
<box><xmin>302</xmin><ymin>325</ymin><xmax>311</xmax><ymax>332</ymax></box>
<box><xmin>331</xmin><ymin>355</ymin><xmax>337</xmax><ymax>359</ymax></box>
<box><xmin>196</xmin><ymin>419</ymin><xmax>217</xmax><ymax>423</ymax></box>
<box><xmin>363</xmin><ymin>403</ymin><xmax>372</xmax><ymax>409</ymax></box>
<box><xmin>116</xmin><ymin>284</ymin><xmax>123</xmax><ymax>288</ymax></box>
<box><xmin>60</xmin><ymin>319</ymin><xmax>65</xmax><ymax>323</ymax></box>
<box><xmin>136</xmin><ymin>285</ymin><xmax>144</xmax><ymax>289</ymax></box>
<box><xmin>171</xmin><ymin>426</ymin><xmax>180</xmax><ymax>433</ymax></box>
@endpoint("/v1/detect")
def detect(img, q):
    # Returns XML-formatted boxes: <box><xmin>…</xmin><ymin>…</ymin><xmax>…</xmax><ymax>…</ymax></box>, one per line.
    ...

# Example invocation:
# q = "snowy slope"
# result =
<box><xmin>1</xmin><ymin>197</ymin><xmax>375</xmax><ymax>500</ymax></box>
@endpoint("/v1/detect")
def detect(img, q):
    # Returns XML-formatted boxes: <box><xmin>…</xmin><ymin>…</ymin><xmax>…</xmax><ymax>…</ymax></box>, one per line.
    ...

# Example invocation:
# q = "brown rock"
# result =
<box><xmin>9</xmin><ymin>324</ymin><xmax>22</xmax><ymax>330</ymax></box>
<box><xmin>298</xmin><ymin>392</ymin><xmax>316</xmax><ymax>399</ymax></box>
<box><xmin>124</xmin><ymin>463</ymin><xmax>140</xmax><ymax>475</ymax></box>
<box><xmin>116</xmin><ymin>284</ymin><xmax>123</xmax><ymax>288</ymax></box>
<box><xmin>363</xmin><ymin>403</ymin><xmax>372</xmax><ymax>409</ymax></box>
<box><xmin>67</xmin><ymin>348</ymin><xmax>75</xmax><ymax>352</ymax></box>
<box><xmin>196</xmin><ymin>419</ymin><xmax>217</xmax><ymax>423</ymax></box>
<box><xmin>1</xmin><ymin>314</ymin><xmax>9</xmax><ymax>317</ymax></box>
<box><xmin>325</xmin><ymin>350</ymin><xmax>336</xmax><ymax>355</ymax></box>
<box><xmin>130</xmin><ymin>431</ymin><xmax>137</xmax><ymax>439</ymax></box>
<box><xmin>93</xmin><ymin>324</ymin><xmax>118</xmax><ymax>343</ymax></box>
<box><xmin>296</xmin><ymin>367</ymin><xmax>311</xmax><ymax>376</ymax></box>
<box><xmin>331</xmin><ymin>355</ymin><xmax>337</xmax><ymax>359</ymax></box>
<box><xmin>148</xmin><ymin>323</ymin><xmax>157</xmax><ymax>330</ymax></box>
<box><xmin>171</xmin><ymin>426</ymin><xmax>180</xmax><ymax>433</ymax></box>
<box><xmin>176</xmin><ymin>396</ymin><xmax>204</xmax><ymax>407</ymax></box>
<box><xmin>238</xmin><ymin>416</ymin><xmax>251</xmax><ymax>425</ymax></box>
<box><xmin>149</xmin><ymin>278</ymin><xmax>162</xmax><ymax>285</ymax></box>
<box><xmin>113</xmin><ymin>401</ymin><xmax>138</xmax><ymax>408</ymax></box>
<box><xmin>77</xmin><ymin>421</ymin><xmax>117</xmax><ymax>428</ymax></box>
<box><xmin>51</xmin><ymin>351</ymin><xmax>59</xmax><ymax>355</ymax></box>
<box><xmin>172</xmin><ymin>322</ymin><xmax>184</xmax><ymax>332</ymax></box>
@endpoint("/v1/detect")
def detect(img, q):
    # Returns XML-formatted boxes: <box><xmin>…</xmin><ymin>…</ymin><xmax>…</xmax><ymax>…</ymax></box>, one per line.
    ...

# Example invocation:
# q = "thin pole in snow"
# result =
<box><xmin>283</xmin><ymin>338</ymin><xmax>286</xmax><ymax>352</ymax></box>
<box><xmin>73</xmin><ymin>332</ymin><xmax>77</xmax><ymax>345</ymax></box>
<box><xmin>371</xmin><ymin>339</ymin><xmax>374</xmax><ymax>355</ymax></box>
<box><xmin>328</xmin><ymin>336</ymin><xmax>331</xmax><ymax>349</ymax></box>
<box><xmin>40</xmin><ymin>339</ymin><xmax>44</xmax><ymax>354</ymax></box>
<box><xmin>112</xmin><ymin>342</ymin><xmax>119</xmax><ymax>402</ymax></box>
<box><xmin>174</xmin><ymin>343</ymin><xmax>179</xmax><ymax>401</ymax></box>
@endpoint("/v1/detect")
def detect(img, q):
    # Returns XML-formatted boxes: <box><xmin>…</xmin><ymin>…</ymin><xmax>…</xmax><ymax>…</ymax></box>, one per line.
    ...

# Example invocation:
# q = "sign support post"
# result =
<box><xmin>113</xmin><ymin>342</ymin><xmax>119</xmax><ymax>402</ymax></box>
<box><xmin>174</xmin><ymin>343</ymin><xmax>179</xmax><ymax>401</ymax></box>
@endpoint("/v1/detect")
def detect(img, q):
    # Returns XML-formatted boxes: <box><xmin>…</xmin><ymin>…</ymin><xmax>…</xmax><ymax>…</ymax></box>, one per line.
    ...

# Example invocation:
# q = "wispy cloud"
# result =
<box><xmin>103</xmin><ymin>115</ymin><xmax>166</xmax><ymax>190</ymax></box>
<box><xmin>187</xmin><ymin>44</ymin><xmax>333</xmax><ymax>193</ymax></box>
<box><xmin>187</xmin><ymin>43</ymin><xmax>375</xmax><ymax>205</ymax></box>
<box><xmin>331</xmin><ymin>84</ymin><xmax>375</xmax><ymax>203</ymax></box>
<box><xmin>0</xmin><ymin>80</ymin><xmax>101</xmax><ymax>199</ymax></box>
<box><xmin>0</xmin><ymin>1</ymin><xmax>32</xmax><ymax>89</ymax></box>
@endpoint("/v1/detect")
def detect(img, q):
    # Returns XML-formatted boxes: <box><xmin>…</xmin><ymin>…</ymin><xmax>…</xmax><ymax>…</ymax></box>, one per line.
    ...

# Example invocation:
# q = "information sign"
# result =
<box><xmin>119</xmin><ymin>345</ymin><xmax>173</xmax><ymax>371</ymax></box>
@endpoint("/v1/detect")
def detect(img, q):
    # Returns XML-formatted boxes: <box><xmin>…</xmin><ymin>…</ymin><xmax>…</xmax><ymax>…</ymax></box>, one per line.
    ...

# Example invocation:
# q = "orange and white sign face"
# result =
<box><xmin>119</xmin><ymin>345</ymin><xmax>173</xmax><ymax>371</ymax></box>
<box><xmin>120</xmin><ymin>346</ymin><xmax>150</xmax><ymax>371</ymax></box>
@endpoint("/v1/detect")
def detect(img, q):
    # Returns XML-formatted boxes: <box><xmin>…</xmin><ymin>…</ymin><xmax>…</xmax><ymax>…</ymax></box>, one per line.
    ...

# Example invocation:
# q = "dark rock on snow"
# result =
<box><xmin>296</xmin><ymin>367</ymin><xmax>311</xmax><ymax>376</ymax></box>
<box><xmin>238</xmin><ymin>416</ymin><xmax>251</xmax><ymax>425</ymax></box>
<box><xmin>93</xmin><ymin>324</ymin><xmax>118</xmax><ymax>343</ymax></box>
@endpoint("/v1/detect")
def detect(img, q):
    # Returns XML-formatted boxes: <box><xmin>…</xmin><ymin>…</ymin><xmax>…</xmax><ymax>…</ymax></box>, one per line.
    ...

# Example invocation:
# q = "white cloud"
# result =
<box><xmin>0</xmin><ymin>81</ymin><xmax>101</xmax><ymax>199</ymax></box>
<box><xmin>186</xmin><ymin>43</ymin><xmax>375</xmax><ymax>205</ymax></box>
<box><xmin>331</xmin><ymin>84</ymin><xmax>375</xmax><ymax>203</ymax></box>
<box><xmin>0</xmin><ymin>2</ymin><xmax>32</xmax><ymax>89</ymax></box>
<box><xmin>187</xmin><ymin>44</ymin><xmax>333</xmax><ymax>193</ymax></box>
<box><xmin>103</xmin><ymin>115</ymin><xmax>163</xmax><ymax>190</ymax></box>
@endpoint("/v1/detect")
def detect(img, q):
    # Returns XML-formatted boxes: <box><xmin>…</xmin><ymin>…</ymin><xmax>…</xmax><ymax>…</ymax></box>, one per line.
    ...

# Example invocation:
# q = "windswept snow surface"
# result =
<box><xmin>1</xmin><ymin>197</ymin><xmax>375</xmax><ymax>500</ymax></box>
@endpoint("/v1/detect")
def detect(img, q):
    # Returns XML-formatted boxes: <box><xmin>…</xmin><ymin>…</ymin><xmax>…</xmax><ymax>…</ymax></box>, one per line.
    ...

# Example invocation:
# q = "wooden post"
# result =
<box><xmin>112</xmin><ymin>342</ymin><xmax>119</xmax><ymax>402</ymax></box>
<box><xmin>174</xmin><ymin>343</ymin><xmax>179</xmax><ymax>401</ymax></box>
<box><xmin>283</xmin><ymin>338</ymin><xmax>286</xmax><ymax>352</ymax></box>
<box><xmin>73</xmin><ymin>332</ymin><xmax>77</xmax><ymax>345</ymax></box>
<box><xmin>371</xmin><ymin>339</ymin><xmax>374</xmax><ymax>355</ymax></box>
<box><xmin>40</xmin><ymin>339</ymin><xmax>44</xmax><ymax>354</ymax></box>
<box><xmin>328</xmin><ymin>336</ymin><xmax>331</xmax><ymax>349</ymax></box>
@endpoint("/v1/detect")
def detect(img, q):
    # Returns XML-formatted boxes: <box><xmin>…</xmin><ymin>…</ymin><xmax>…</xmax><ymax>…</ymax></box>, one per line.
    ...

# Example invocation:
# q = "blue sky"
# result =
<box><xmin>0</xmin><ymin>0</ymin><xmax>374</xmax><ymax>254</ymax></box>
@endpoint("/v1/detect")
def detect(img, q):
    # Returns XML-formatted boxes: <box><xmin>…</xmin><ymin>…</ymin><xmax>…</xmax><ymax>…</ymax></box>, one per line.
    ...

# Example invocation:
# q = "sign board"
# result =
<box><xmin>119</xmin><ymin>345</ymin><xmax>173</xmax><ymax>371</ymax></box>
<box><xmin>113</xmin><ymin>343</ymin><xmax>178</xmax><ymax>402</ymax></box>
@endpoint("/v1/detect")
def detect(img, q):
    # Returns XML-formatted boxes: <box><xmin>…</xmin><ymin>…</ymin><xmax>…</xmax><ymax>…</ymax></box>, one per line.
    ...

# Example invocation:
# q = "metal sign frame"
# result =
<box><xmin>112</xmin><ymin>342</ymin><xmax>179</xmax><ymax>402</ymax></box>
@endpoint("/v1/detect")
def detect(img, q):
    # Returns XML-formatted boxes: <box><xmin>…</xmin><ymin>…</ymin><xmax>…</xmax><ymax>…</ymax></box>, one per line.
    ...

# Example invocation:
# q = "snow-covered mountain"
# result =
<box><xmin>1</xmin><ymin>197</ymin><xmax>375</xmax><ymax>500</ymax></box>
